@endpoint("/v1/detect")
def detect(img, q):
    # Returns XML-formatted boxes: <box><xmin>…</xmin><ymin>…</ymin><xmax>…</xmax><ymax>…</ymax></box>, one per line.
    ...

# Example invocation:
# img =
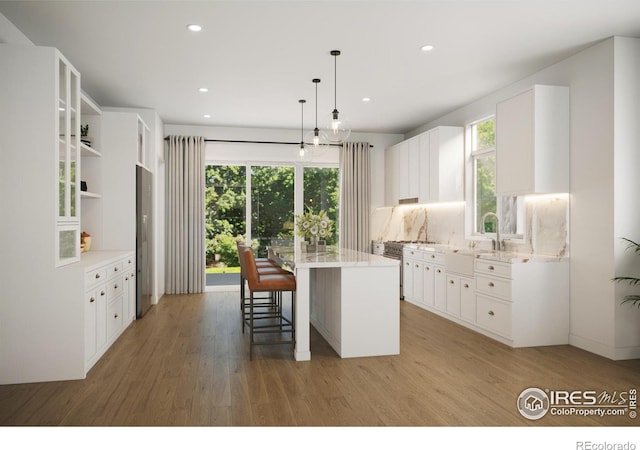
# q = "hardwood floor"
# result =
<box><xmin>1</xmin><ymin>291</ymin><xmax>639</xmax><ymax>427</ymax></box>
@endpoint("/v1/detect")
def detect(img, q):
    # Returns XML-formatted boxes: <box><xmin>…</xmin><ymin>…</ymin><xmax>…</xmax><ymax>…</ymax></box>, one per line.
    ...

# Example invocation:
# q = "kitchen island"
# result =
<box><xmin>271</xmin><ymin>247</ymin><xmax>400</xmax><ymax>361</ymax></box>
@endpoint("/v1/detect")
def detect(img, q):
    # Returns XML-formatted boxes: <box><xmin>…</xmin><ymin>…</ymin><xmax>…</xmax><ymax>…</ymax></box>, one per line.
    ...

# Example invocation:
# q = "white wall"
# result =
<box><xmin>405</xmin><ymin>37</ymin><xmax>640</xmax><ymax>360</ymax></box>
<box><xmin>0</xmin><ymin>11</ymin><xmax>32</xmax><ymax>44</ymax></box>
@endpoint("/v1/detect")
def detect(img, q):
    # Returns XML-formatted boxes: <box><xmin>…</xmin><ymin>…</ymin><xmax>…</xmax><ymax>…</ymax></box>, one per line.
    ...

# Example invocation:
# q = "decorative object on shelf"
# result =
<box><xmin>303</xmin><ymin>78</ymin><xmax>329</xmax><ymax>158</ymax></box>
<box><xmin>80</xmin><ymin>124</ymin><xmax>92</xmax><ymax>147</ymax></box>
<box><xmin>80</xmin><ymin>231</ymin><xmax>92</xmax><ymax>253</ymax></box>
<box><xmin>295</xmin><ymin>208</ymin><xmax>332</xmax><ymax>252</ymax></box>
<box><xmin>323</xmin><ymin>50</ymin><xmax>351</xmax><ymax>144</ymax></box>
<box><xmin>80</xmin><ymin>181</ymin><xmax>88</xmax><ymax>192</ymax></box>
<box><xmin>612</xmin><ymin>237</ymin><xmax>640</xmax><ymax>307</ymax></box>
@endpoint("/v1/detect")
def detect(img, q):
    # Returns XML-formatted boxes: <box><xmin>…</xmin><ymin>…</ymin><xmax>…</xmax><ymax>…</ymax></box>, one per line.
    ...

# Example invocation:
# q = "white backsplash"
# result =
<box><xmin>371</xmin><ymin>194</ymin><xmax>569</xmax><ymax>257</ymax></box>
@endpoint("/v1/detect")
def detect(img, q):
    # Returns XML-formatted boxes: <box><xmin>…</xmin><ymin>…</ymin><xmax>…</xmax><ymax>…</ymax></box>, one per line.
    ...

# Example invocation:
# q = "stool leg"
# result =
<box><xmin>249</xmin><ymin>291</ymin><xmax>254</xmax><ymax>361</ymax></box>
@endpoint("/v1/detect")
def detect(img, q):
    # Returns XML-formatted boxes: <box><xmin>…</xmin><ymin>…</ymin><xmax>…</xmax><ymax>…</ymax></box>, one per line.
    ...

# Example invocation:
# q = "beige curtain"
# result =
<box><xmin>339</xmin><ymin>142</ymin><xmax>371</xmax><ymax>252</ymax></box>
<box><xmin>165</xmin><ymin>136</ymin><xmax>206</xmax><ymax>294</ymax></box>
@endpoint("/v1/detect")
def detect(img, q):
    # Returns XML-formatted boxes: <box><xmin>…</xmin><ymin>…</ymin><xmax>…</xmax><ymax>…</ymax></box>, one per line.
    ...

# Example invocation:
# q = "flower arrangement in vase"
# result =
<box><xmin>295</xmin><ymin>209</ymin><xmax>333</xmax><ymax>252</ymax></box>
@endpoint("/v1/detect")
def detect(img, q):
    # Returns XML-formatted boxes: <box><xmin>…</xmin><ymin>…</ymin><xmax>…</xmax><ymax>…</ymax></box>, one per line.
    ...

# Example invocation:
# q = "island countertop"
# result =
<box><xmin>270</xmin><ymin>246</ymin><xmax>400</xmax><ymax>269</ymax></box>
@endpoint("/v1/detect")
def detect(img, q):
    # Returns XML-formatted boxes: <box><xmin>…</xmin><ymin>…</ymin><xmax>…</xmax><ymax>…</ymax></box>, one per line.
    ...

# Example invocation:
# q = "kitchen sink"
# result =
<box><xmin>445</xmin><ymin>251</ymin><xmax>475</xmax><ymax>277</ymax></box>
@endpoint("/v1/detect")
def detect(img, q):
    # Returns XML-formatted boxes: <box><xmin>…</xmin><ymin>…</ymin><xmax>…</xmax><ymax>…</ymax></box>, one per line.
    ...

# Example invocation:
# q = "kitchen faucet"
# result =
<box><xmin>480</xmin><ymin>212</ymin><xmax>502</xmax><ymax>251</ymax></box>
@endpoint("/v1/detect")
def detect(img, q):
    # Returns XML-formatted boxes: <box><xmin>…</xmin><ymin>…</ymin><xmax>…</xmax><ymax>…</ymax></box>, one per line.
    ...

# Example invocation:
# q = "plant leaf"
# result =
<box><xmin>621</xmin><ymin>237</ymin><xmax>640</xmax><ymax>254</ymax></box>
<box><xmin>612</xmin><ymin>276</ymin><xmax>640</xmax><ymax>286</ymax></box>
<box><xmin>621</xmin><ymin>295</ymin><xmax>640</xmax><ymax>307</ymax></box>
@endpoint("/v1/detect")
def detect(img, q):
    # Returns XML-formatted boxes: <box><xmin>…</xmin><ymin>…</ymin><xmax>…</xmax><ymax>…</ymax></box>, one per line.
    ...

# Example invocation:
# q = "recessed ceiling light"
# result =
<box><xmin>203</xmin><ymin>114</ymin><xmax>211</xmax><ymax>118</ymax></box>
<box><xmin>420</xmin><ymin>44</ymin><xmax>435</xmax><ymax>52</ymax></box>
<box><xmin>198</xmin><ymin>87</ymin><xmax>209</xmax><ymax>93</ymax></box>
<box><xmin>187</xmin><ymin>24</ymin><xmax>202</xmax><ymax>32</ymax></box>
<box><xmin>362</xmin><ymin>97</ymin><xmax>371</xmax><ymax>102</ymax></box>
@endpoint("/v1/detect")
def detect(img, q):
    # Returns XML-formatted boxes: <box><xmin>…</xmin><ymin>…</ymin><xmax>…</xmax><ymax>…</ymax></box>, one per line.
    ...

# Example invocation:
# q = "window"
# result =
<box><xmin>303</xmin><ymin>166</ymin><xmax>340</xmax><ymax>246</ymax></box>
<box><xmin>469</xmin><ymin>117</ymin><xmax>522</xmax><ymax>239</ymax></box>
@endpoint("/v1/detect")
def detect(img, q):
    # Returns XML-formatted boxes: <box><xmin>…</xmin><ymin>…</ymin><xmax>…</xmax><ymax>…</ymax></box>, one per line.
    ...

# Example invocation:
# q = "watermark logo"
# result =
<box><xmin>517</xmin><ymin>387</ymin><xmax>550</xmax><ymax>420</ymax></box>
<box><xmin>517</xmin><ymin>387</ymin><xmax>637</xmax><ymax>420</ymax></box>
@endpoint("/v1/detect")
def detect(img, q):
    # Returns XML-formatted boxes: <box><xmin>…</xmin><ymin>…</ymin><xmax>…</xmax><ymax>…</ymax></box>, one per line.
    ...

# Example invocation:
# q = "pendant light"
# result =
<box><xmin>298</xmin><ymin>99</ymin><xmax>312</xmax><ymax>162</ymax></box>
<box><xmin>304</xmin><ymin>78</ymin><xmax>329</xmax><ymax>155</ymax></box>
<box><xmin>324</xmin><ymin>50</ymin><xmax>351</xmax><ymax>144</ymax></box>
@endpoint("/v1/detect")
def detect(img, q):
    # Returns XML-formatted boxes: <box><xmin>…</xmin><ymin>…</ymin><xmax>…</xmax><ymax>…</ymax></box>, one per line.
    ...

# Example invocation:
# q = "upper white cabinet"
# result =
<box><xmin>385</xmin><ymin>126</ymin><xmax>463</xmax><ymax>206</ymax></box>
<box><xmin>426</xmin><ymin>126</ymin><xmax>464</xmax><ymax>203</ymax></box>
<box><xmin>384</xmin><ymin>143</ymin><xmax>399</xmax><ymax>206</ymax></box>
<box><xmin>496</xmin><ymin>85</ymin><xmax>570</xmax><ymax>195</ymax></box>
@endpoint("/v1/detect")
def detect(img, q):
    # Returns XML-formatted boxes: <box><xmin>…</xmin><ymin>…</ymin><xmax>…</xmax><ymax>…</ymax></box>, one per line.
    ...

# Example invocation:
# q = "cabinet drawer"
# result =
<box><xmin>107</xmin><ymin>261</ymin><xmax>124</xmax><ymax>279</ymax></box>
<box><xmin>107</xmin><ymin>276</ymin><xmax>124</xmax><ymax>299</ymax></box>
<box><xmin>403</xmin><ymin>248</ymin><xmax>422</xmax><ymax>259</ymax></box>
<box><xmin>107</xmin><ymin>297</ymin><xmax>123</xmax><ymax>340</ymax></box>
<box><xmin>475</xmin><ymin>259</ymin><xmax>511</xmax><ymax>278</ymax></box>
<box><xmin>476</xmin><ymin>295</ymin><xmax>512</xmax><ymax>337</ymax></box>
<box><xmin>475</xmin><ymin>274</ymin><xmax>512</xmax><ymax>300</ymax></box>
<box><xmin>424</xmin><ymin>251</ymin><xmax>444</xmax><ymax>265</ymax></box>
<box><xmin>85</xmin><ymin>268</ymin><xmax>107</xmax><ymax>287</ymax></box>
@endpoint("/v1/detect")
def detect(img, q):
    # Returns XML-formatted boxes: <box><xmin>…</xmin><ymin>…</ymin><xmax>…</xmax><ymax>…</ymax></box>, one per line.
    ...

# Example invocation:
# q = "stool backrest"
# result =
<box><xmin>242</xmin><ymin>247</ymin><xmax>261</xmax><ymax>289</ymax></box>
<box><xmin>236</xmin><ymin>241</ymin><xmax>248</xmax><ymax>276</ymax></box>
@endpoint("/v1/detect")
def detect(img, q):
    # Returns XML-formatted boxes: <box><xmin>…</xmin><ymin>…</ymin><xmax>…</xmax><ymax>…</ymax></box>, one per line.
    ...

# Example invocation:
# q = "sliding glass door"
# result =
<box><xmin>205</xmin><ymin>162</ymin><xmax>338</xmax><ymax>286</ymax></box>
<box><xmin>250</xmin><ymin>165</ymin><xmax>294</xmax><ymax>257</ymax></box>
<box><xmin>205</xmin><ymin>165</ymin><xmax>246</xmax><ymax>286</ymax></box>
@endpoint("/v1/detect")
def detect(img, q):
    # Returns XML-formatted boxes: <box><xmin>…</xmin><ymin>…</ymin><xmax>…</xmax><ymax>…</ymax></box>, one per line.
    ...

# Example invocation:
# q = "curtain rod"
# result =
<box><xmin>163</xmin><ymin>137</ymin><xmax>372</xmax><ymax>148</ymax></box>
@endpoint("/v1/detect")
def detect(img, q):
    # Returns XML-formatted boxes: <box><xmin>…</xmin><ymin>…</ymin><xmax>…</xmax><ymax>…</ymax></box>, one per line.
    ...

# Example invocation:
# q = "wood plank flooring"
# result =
<box><xmin>1</xmin><ymin>291</ymin><xmax>639</xmax><ymax>427</ymax></box>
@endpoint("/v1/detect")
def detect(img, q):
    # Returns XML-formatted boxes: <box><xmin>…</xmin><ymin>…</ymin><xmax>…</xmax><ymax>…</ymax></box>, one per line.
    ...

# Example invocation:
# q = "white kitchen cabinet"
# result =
<box><xmin>473</xmin><ymin>258</ymin><xmax>569</xmax><ymax>347</ymax></box>
<box><xmin>427</xmin><ymin>126</ymin><xmax>464</xmax><ymax>203</ymax></box>
<box><xmin>384</xmin><ymin>144</ymin><xmax>399</xmax><ymax>206</ymax></box>
<box><xmin>422</xmin><ymin>262</ymin><xmax>435</xmax><ymax>307</ymax></box>
<box><xmin>84</xmin><ymin>251</ymin><xmax>135</xmax><ymax>373</ymax></box>
<box><xmin>433</xmin><ymin>265</ymin><xmax>446</xmax><ymax>311</ymax></box>
<box><xmin>385</xmin><ymin>126</ymin><xmax>463</xmax><ymax>205</ymax></box>
<box><xmin>101</xmin><ymin>111</ymin><xmax>149</xmax><ymax>250</ymax></box>
<box><xmin>446</xmin><ymin>274</ymin><xmax>474</xmax><ymax>318</ymax></box>
<box><xmin>496</xmin><ymin>85</ymin><xmax>569</xmax><ymax>195</ymax></box>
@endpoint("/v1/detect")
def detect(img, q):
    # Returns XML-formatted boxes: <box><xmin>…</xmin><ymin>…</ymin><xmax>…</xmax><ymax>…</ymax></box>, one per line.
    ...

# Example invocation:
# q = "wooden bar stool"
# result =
<box><xmin>242</xmin><ymin>247</ymin><xmax>296</xmax><ymax>360</ymax></box>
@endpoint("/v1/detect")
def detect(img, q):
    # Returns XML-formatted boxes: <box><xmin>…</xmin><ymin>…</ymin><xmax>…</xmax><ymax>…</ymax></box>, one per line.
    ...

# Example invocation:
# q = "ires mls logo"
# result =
<box><xmin>517</xmin><ymin>387</ymin><xmax>550</xmax><ymax>420</ymax></box>
<box><xmin>517</xmin><ymin>387</ymin><xmax>637</xmax><ymax>420</ymax></box>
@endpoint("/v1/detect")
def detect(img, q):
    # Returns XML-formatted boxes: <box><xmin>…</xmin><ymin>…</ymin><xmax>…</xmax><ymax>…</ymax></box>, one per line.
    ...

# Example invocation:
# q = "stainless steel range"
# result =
<box><xmin>383</xmin><ymin>240</ymin><xmax>436</xmax><ymax>299</ymax></box>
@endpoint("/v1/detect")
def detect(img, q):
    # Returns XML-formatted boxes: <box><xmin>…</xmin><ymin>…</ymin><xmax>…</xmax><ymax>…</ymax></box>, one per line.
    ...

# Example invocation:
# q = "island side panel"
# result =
<box><xmin>340</xmin><ymin>265</ymin><xmax>400</xmax><ymax>358</ymax></box>
<box><xmin>294</xmin><ymin>267</ymin><xmax>311</xmax><ymax>361</ymax></box>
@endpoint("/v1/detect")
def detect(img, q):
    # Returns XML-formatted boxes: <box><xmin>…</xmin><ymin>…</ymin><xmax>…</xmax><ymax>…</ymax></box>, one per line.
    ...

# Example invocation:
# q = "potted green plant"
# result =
<box><xmin>612</xmin><ymin>238</ymin><xmax>640</xmax><ymax>307</ymax></box>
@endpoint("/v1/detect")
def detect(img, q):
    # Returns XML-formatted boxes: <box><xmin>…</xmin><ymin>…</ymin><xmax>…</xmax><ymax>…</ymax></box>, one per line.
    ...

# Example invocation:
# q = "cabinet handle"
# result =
<box><xmin>90</xmin><ymin>297</ymin><xmax>95</xmax><ymax>303</ymax></box>
<box><xmin>131</xmin><ymin>273</ymin><xmax>135</xmax><ymax>277</ymax></box>
<box><xmin>488</xmin><ymin>282</ymin><xmax>495</xmax><ymax>287</ymax></box>
<box><xmin>425</xmin><ymin>266</ymin><xmax>430</xmax><ymax>271</ymax></box>
<box><xmin>431</xmin><ymin>254</ymin><xmax>435</xmax><ymax>259</ymax></box>
<box><xmin>436</xmin><ymin>269</ymin><xmax>441</xmax><ymax>273</ymax></box>
<box><xmin>488</xmin><ymin>310</ymin><xmax>495</xmax><ymax>316</ymax></box>
<box><xmin>415</xmin><ymin>264</ymin><xmax>419</xmax><ymax>268</ymax></box>
<box><xmin>114</xmin><ymin>284</ymin><xmax>118</xmax><ymax>289</ymax></box>
<box><xmin>115</xmin><ymin>313</ymin><xmax>119</xmax><ymax>318</ymax></box>
<box><xmin>95</xmin><ymin>273</ymin><xmax>101</xmax><ymax>279</ymax></box>
<box><xmin>410</xmin><ymin>251</ymin><xmax>414</xmax><ymax>255</ymax></box>
<box><xmin>405</xmin><ymin>262</ymin><xmax>410</xmax><ymax>266</ymax></box>
<box><xmin>463</xmin><ymin>283</ymin><xmax>469</xmax><ymax>288</ymax></box>
<box><xmin>114</xmin><ymin>267</ymin><xmax>119</xmax><ymax>272</ymax></box>
<box><xmin>449</xmin><ymin>280</ymin><xmax>454</xmax><ymax>284</ymax></box>
<box><xmin>101</xmin><ymin>291</ymin><xmax>106</xmax><ymax>296</ymax></box>
<box><xmin>488</xmin><ymin>265</ymin><xmax>495</xmax><ymax>271</ymax></box>
<box><xmin>125</xmin><ymin>277</ymin><xmax>129</xmax><ymax>281</ymax></box>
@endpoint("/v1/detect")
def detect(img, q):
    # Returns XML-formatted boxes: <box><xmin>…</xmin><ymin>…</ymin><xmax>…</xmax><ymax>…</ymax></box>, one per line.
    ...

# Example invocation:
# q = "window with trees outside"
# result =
<box><xmin>204</xmin><ymin>163</ymin><xmax>339</xmax><ymax>286</ymax></box>
<box><xmin>470</xmin><ymin>117</ymin><xmax>521</xmax><ymax>239</ymax></box>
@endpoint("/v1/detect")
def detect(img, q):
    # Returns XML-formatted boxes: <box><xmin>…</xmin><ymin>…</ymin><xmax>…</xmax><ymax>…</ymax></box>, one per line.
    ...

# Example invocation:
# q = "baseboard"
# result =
<box><xmin>569</xmin><ymin>333</ymin><xmax>640</xmax><ymax>360</ymax></box>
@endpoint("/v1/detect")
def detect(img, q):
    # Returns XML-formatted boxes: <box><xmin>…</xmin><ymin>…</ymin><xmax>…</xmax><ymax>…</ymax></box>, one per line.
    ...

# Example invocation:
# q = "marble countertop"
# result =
<box><xmin>271</xmin><ymin>246</ymin><xmax>400</xmax><ymax>269</ymax></box>
<box><xmin>403</xmin><ymin>243</ymin><xmax>566</xmax><ymax>263</ymax></box>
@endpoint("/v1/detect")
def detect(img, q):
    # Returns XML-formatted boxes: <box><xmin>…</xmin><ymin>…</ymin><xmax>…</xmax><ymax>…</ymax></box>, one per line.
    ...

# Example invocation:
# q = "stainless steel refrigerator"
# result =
<box><xmin>136</xmin><ymin>165</ymin><xmax>153</xmax><ymax>318</ymax></box>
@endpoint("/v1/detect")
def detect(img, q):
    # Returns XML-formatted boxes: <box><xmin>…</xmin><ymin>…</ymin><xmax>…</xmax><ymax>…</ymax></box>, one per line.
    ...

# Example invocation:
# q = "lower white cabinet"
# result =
<box><xmin>83</xmin><ymin>251</ymin><xmax>135</xmax><ymax>373</ymax></box>
<box><xmin>446</xmin><ymin>274</ymin><xmax>474</xmax><ymax>318</ymax></box>
<box><xmin>403</xmin><ymin>247</ymin><xmax>569</xmax><ymax>349</ymax></box>
<box><xmin>473</xmin><ymin>258</ymin><xmax>569</xmax><ymax>347</ymax></box>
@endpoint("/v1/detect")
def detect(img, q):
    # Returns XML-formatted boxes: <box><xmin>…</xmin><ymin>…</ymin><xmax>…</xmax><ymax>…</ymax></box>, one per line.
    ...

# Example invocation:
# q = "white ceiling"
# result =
<box><xmin>2</xmin><ymin>0</ymin><xmax>640</xmax><ymax>135</ymax></box>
